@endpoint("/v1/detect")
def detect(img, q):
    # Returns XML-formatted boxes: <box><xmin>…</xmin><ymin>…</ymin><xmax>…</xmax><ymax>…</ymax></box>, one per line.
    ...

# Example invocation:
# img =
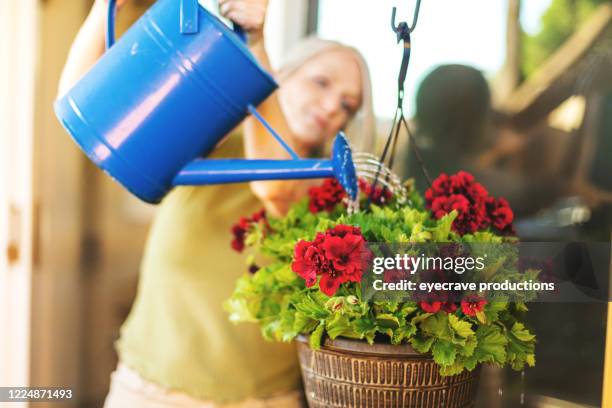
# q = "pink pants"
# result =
<box><xmin>103</xmin><ymin>364</ymin><xmax>304</xmax><ymax>408</ymax></box>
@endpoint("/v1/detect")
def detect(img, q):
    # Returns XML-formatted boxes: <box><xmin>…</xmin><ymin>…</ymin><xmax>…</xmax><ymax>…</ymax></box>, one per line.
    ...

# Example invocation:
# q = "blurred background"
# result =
<box><xmin>1</xmin><ymin>0</ymin><xmax>611</xmax><ymax>407</ymax></box>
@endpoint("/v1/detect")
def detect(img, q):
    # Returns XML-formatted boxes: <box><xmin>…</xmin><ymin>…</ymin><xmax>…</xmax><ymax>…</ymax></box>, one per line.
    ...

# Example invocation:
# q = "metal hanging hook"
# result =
<box><xmin>391</xmin><ymin>0</ymin><xmax>422</xmax><ymax>39</ymax></box>
<box><xmin>366</xmin><ymin>0</ymin><xmax>431</xmax><ymax>207</ymax></box>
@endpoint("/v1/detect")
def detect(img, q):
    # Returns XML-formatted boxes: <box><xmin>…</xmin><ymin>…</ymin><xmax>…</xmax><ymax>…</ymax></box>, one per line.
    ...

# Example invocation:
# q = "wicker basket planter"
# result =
<box><xmin>297</xmin><ymin>335</ymin><xmax>481</xmax><ymax>408</ymax></box>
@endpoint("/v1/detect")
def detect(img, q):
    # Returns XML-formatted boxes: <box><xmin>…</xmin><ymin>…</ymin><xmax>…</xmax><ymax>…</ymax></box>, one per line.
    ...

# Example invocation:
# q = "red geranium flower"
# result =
<box><xmin>419</xmin><ymin>301</ymin><xmax>442</xmax><ymax>313</ymax></box>
<box><xmin>359</xmin><ymin>178</ymin><xmax>393</xmax><ymax>206</ymax></box>
<box><xmin>442</xmin><ymin>302</ymin><xmax>458</xmax><ymax>313</ymax></box>
<box><xmin>425</xmin><ymin>172</ymin><xmax>489</xmax><ymax>235</ymax></box>
<box><xmin>425</xmin><ymin>171</ymin><xmax>516</xmax><ymax>236</ymax></box>
<box><xmin>327</xmin><ymin>224</ymin><xmax>362</xmax><ymax>238</ymax></box>
<box><xmin>292</xmin><ymin>241</ymin><xmax>323</xmax><ymax>287</ymax></box>
<box><xmin>384</xmin><ymin>267</ymin><xmax>411</xmax><ymax>283</ymax></box>
<box><xmin>418</xmin><ymin>291</ymin><xmax>457</xmax><ymax>314</ymax></box>
<box><xmin>319</xmin><ymin>270</ymin><xmax>345</xmax><ymax>297</ymax></box>
<box><xmin>429</xmin><ymin>194</ymin><xmax>470</xmax><ymax>219</ymax></box>
<box><xmin>461</xmin><ymin>295</ymin><xmax>487</xmax><ymax>317</ymax></box>
<box><xmin>230</xmin><ymin>209</ymin><xmax>269</xmax><ymax>253</ymax></box>
<box><xmin>308</xmin><ymin>178</ymin><xmax>346</xmax><ymax>213</ymax></box>
<box><xmin>486</xmin><ymin>196</ymin><xmax>515</xmax><ymax>234</ymax></box>
<box><xmin>231</xmin><ymin>217</ymin><xmax>250</xmax><ymax>252</ymax></box>
<box><xmin>321</xmin><ymin>234</ymin><xmax>369</xmax><ymax>280</ymax></box>
<box><xmin>250</xmin><ymin>209</ymin><xmax>267</xmax><ymax>223</ymax></box>
<box><xmin>291</xmin><ymin>224</ymin><xmax>371</xmax><ymax>296</ymax></box>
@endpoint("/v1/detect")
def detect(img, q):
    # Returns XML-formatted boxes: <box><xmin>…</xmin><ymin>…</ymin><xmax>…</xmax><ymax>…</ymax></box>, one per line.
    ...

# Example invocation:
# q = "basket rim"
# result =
<box><xmin>296</xmin><ymin>334</ymin><xmax>432</xmax><ymax>358</ymax></box>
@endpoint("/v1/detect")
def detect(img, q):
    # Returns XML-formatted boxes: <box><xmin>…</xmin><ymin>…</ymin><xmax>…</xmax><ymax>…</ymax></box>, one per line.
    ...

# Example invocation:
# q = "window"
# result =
<box><xmin>316</xmin><ymin>0</ymin><xmax>551</xmax><ymax>117</ymax></box>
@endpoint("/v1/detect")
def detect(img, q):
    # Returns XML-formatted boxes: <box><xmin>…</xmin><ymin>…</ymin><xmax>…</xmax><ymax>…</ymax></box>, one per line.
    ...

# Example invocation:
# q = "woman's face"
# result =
<box><xmin>278</xmin><ymin>49</ymin><xmax>363</xmax><ymax>148</ymax></box>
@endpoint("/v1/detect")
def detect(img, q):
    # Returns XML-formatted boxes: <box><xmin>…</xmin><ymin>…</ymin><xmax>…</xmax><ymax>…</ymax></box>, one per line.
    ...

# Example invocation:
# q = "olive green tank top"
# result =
<box><xmin>116</xmin><ymin>133</ymin><xmax>301</xmax><ymax>403</ymax></box>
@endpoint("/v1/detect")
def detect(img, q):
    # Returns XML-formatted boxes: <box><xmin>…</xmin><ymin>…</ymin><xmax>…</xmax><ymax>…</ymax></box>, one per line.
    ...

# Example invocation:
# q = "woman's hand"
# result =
<box><xmin>219</xmin><ymin>0</ymin><xmax>268</xmax><ymax>45</ymax></box>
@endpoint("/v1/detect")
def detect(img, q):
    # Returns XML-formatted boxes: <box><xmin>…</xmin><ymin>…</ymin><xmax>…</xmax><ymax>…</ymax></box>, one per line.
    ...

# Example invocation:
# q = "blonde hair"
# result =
<box><xmin>275</xmin><ymin>36</ymin><xmax>376</xmax><ymax>154</ymax></box>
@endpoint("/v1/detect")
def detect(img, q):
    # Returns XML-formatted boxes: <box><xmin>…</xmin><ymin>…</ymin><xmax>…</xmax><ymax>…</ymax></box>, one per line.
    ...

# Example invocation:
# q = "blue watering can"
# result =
<box><xmin>54</xmin><ymin>0</ymin><xmax>358</xmax><ymax>204</ymax></box>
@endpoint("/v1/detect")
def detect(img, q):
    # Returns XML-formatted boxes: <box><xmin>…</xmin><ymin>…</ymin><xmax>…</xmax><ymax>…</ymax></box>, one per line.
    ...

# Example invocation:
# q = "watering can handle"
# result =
<box><xmin>232</xmin><ymin>24</ymin><xmax>247</xmax><ymax>43</ymax></box>
<box><xmin>105</xmin><ymin>0</ymin><xmax>247</xmax><ymax>49</ymax></box>
<box><xmin>106</xmin><ymin>0</ymin><xmax>117</xmax><ymax>49</ymax></box>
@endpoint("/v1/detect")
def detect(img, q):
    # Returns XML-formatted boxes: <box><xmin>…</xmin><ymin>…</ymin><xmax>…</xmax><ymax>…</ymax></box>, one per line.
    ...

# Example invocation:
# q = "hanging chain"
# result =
<box><xmin>368</xmin><ymin>0</ymin><xmax>432</xmax><ymax>207</ymax></box>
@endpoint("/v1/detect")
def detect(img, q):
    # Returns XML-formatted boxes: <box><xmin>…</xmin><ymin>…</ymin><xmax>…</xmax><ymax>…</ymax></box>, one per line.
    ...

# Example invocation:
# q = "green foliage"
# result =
<box><xmin>522</xmin><ymin>0</ymin><xmax>607</xmax><ymax>76</ymax></box>
<box><xmin>224</xmin><ymin>180</ymin><xmax>536</xmax><ymax>376</ymax></box>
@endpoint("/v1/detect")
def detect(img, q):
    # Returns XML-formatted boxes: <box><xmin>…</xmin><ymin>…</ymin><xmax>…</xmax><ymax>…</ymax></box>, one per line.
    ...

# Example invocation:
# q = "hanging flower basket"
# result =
<box><xmin>225</xmin><ymin>172</ymin><xmax>537</xmax><ymax>408</ymax></box>
<box><xmin>297</xmin><ymin>335</ymin><xmax>481</xmax><ymax>408</ymax></box>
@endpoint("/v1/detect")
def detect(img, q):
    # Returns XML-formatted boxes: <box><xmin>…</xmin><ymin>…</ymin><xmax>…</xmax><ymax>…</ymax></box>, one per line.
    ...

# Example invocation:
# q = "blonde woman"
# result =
<box><xmin>58</xmin><ymin>0</ymin><xmax>375</xmax><ymax>406</ymax></box>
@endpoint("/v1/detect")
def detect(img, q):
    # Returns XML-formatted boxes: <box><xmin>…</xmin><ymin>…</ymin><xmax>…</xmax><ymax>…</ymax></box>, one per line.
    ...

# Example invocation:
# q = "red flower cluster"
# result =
<box><xmin>308</xmin><ymin>178</ymin><xmax>346</xmax><ymax>213</ymax></box>
<box><xmin>425</xmin><ymin>171</ymin><xmax>515</xmax><ymax>235</ymax></box>
<box><xmin>291</xmin><ymin>225</ymin><xmax>372</xmax><ymax>296</ymax></box>
<box><xmin>418</xmin><ymin>294</ymin><xmax>487</xmax><ymax>316</ymax></box>
<box><xmin>230</xmin><ymin>209</ymin><xmax>268</xmax><ymax>253</ymax></box>
<box><xmin>485</xmin><ymin>196</ymin><xmax>516</xmax><ymax>235</ymax></box>
<box><xmin>383</xmin><ymin>267</ymin><xmax>412</xmax><ymax>284</ymax></box>
<box><xmin>419</xmin><ymin>300</ymin><xmax>458</xmax><ymax>314</ymax></box>
<box><xmin>460</xmin><ymin>295</ymin><xmax>487</xmax><ymax>317</ymax></box>
<box><xmin>307</xmin><ymin>178</ymin><xmax>395</xmax><ymax>214</ymax></box>
<box><xmin>359</xmin><ymin>179</ymin><xmax>393</xmax><ymax>206</ymax></box>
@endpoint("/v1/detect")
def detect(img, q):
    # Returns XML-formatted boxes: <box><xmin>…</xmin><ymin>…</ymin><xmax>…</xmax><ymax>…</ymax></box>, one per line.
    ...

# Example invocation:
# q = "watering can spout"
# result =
<box><xmin>173</xmin><ymin>133</ymin><xmax>358</xmax><ymax>200</ymax></box>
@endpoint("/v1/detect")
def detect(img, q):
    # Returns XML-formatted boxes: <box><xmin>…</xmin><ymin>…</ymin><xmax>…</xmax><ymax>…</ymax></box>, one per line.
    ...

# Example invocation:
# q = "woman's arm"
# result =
<box><xmin>57</xmin><ymin>0</ymin><xmax>128</xmax><ymax>98</ymax></box>
<box><xmin>246</xmin><ymin>42</ymin><xmax>317</xmax><ymax>216</ymax></box>
<box><xmin>220</xmin><ymin>0</ymin><xmax>317</xmax><ymax>216</ymax></box>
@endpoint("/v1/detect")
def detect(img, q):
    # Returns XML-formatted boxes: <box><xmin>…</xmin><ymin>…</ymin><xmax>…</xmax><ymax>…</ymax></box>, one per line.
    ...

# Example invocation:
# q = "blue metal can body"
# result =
<box><xmin>54</xmin><ymin>0</ymin><xmax>277</xmax><ymax>203</ymax></box>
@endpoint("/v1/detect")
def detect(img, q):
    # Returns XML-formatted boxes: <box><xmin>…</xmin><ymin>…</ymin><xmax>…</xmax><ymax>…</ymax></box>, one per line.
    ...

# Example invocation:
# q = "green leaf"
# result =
<box><xmin>485</xmin><ymin>301</ymin><xmax>508</xmax><ymax>323</ymax></box>
<box><xmin>475</xmin><ymin>310</ymin><xmax>487</xmax><ymax>325</ymax></box>
<box><xmin>448</xmin><ymin>314</ymin><xmax>475</xmax><ymax>338</ymax></box>
<box><xmin>391</xmin><ymin>323</ymin><xmax>417</xmax><ymax>345</ymax></box>
<box><xmin>421</xmin><ymin>313</ymin><xmax>452</xmax><ymax>341</ymax></box>
<box><xmin>506</xmin><ymin>322</ymin><xmax>536</xmax><ymax>370</ymax></box>
<box><xmin>309</xmin><ymin>322</ymin><xmax>325</xmax><ymax>350</ymax></box>
<box><xmin>245</xmin><ymin>253</ymin><xmax>256</xmax><ymax>266</ymax></box>
<box><xmin>411</xmin><ymin>313</ymin><xmax>433</xmax><ymax>325</ymax></box>
<box><xmin>398</xmin><ymin>303</ymin><xmax>418</xmax><ymax>318</ymax></box>
<box><xmin>515</xmin><ymin>302</ymin><xmax>529</xmax><ymax>312</ymax></box>
<box><xmin>439</xmin><ymin>360</ymin><xmax>465</xmax><ymax>376</ymax></box>
<box><xmin>353</xmin><ymin>317</ymin><xmax>376</xmax><ymax>334</ymax></box>
<box><xmin>410</xmin><ymin>334</ymin><xmax>435</xmax><ymax>353</ymax></box>
<box><xmin>458</xmin><ymin>335</ymin><xmax>477</xmax><ymax>358</ymax></box>
<box><xmin>275</xmin><ymin>264</ymin><xmax>298</xmax><ymax>284</ymax></box>
<box><xmin>326</xmin><ymin>314</ymin><xmax>352</xmax><ymax>339</ymax></box>
<box><xmin>261</xmin><ymin>318</ymin><xmax>281</xmax><ymax>341</ymax></box>
<box><xmin>295</xmin><ymin>296</ymin><xmax>329</xmax><ymax>320</ymax></box>
<box><xmin>224</xmin><ymin>298</ymin><xmax>257</xmax><ymax>323</ymax></box>
<box><xmin>430</xmin><ymin>211</ymin><xmax>457</xmax><ymax>241</ymax></box>
<box><xmin>292</xmin><ymin>312</ymin><xmax>317</xmax><ymax>334</ymax></box>
<box><xmin>432</xmin><ymin>340</ymin><xmax>457</xmax><ymax>366</ymax></box>
<box><xmin>374</xmin><ymin>301</ymin><xmax>399</xmax><ymax>313</ymax></box>
<box><xmin>375</xmin><ymin>313</ymin><xmax>401</xmax><ymax>329</ymax></box>
<box><xmin>462</xmin><ymin>231</ymin><xmax>502</xmax><ymax>244</ymax></box>
<box><xmin>474</xmin><ymin>325</ymin><xmax>507</xmax><ymax>365</ymax></box>
<box><xmin>511</xmin><ymin>322</ymin><xmax>536</xmax><ymax>342</ymax></box>
<box><xmin>464</xmin><ymin>356</ymin><xmax>478</xmax><ymax>371</ymax></box>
